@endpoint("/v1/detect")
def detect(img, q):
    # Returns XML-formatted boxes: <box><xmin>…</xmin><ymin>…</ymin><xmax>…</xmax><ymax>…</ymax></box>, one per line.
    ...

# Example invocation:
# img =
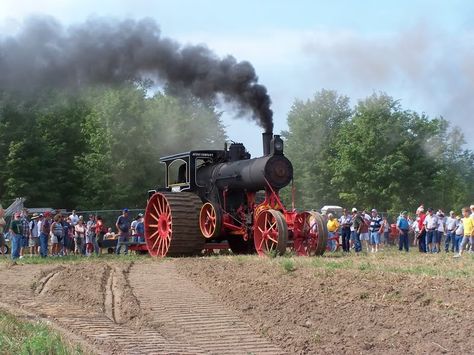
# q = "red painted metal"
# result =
<box><xmin>144</xmin><ymin>193</ymin><xmax>172</xmax><ymax>257</ymax></box>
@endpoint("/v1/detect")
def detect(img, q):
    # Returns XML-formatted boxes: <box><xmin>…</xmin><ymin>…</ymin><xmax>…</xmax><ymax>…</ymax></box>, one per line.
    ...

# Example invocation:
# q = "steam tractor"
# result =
<box><xmin>144</xmin><ymin>133</ymin><xmax>328</xmax><ymax>257</ymax></box>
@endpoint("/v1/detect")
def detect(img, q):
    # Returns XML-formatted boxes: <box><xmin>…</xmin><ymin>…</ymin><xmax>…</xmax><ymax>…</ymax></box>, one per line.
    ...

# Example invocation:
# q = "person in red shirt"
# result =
<box><xmin>94</xmin><ymin>216</ymin><xmax>105</xmax><ymax>255</ymax></box>
<box><xmin>416</xmin><ymin>205</ymin><xmax>427</xmax><ymax>253</ymax></box>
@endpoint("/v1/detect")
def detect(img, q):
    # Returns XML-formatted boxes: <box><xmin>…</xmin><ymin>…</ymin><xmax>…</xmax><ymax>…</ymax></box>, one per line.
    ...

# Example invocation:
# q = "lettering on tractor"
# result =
<box><xmin>144</xmin><ymin>133</ymin><xmax>328</xmax><ymax>257</ymax></box>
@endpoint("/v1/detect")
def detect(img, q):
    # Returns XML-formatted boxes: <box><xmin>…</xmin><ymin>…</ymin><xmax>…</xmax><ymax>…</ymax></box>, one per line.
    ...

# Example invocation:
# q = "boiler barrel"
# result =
<box><xmin>196</xmin><ymin>154</ymin><xmax>293</xmax><ymax>191</ymax></box>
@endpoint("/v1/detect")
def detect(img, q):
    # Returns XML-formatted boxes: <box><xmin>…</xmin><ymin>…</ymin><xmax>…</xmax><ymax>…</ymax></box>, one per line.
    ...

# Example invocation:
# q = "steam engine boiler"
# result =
<box><xmin>144</xmin><ymin>133</ymin><xmax>327</xmax><ymax>257</ymax></box>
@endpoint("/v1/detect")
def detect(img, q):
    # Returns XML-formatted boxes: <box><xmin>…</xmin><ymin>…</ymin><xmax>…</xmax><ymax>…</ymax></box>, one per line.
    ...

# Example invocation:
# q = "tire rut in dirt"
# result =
<box><xmin>130</xmin><ymin>261</ymin><xmax>285</xmax><ymax>354</ymax></box>
<box><xmin>34</xmin><ymin>266</ymin><xmax>64</xmax><ymax>295</ymax></box>
<box><xmin>1</xmin><ymin>263</ymin><xmax>207</xmax><ymax>354</ymax></box>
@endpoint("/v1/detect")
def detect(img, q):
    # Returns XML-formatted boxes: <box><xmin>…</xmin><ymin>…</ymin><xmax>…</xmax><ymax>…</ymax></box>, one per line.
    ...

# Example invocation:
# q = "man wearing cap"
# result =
<box><xmin>396</xmin><ymin>211</ymin><xmax>410</xmax><ymax>252</ymax></box>
<box><xmin>39</xmin><ymin>212</ymin><xmax>52</xmax><ymax>257</ymax></box>
<box><xmin>339</xmin><ymin>209</ymin><xmax>352</xmax><ymax>252</ymax></box>
<box><xmin>116</xmin><ymin>209</ymin><xmax>131</xmax><ymax>255</ymax></box>
<box><xmin>445</xmin><ymin>211</ymin><xmax>458</xmax><ymax>253</ymax></box>
<box><xmin>29</xmin><ymin>213</ymin><xmax>40</xmax><ymax>256</ymax></box>
<box><xmin>326</xmin><ymin>213</ymin><xmax>340</xmax><ymax>252</ymax></box>
<box><xmin>9</xmin><ymin>212</ymin><xmax>22</xmax><ymax>260</ymax></box>
<box><xmin>349</xmin><ymin>208</ymin><xmax>358</xmax><ymax>249</ymax></box>
<box><xmin>351</xmin><ymin>208</ymin><xmax>364</xmax><ymax>253</ymax></box>
<box><xmin>423</xmin><ymin>208</ymin><xmax>438</xmax><ymax>253</ymax></box>
<box><xmin>369</xmin><ymin>209</ymin><xmax>382</xmax><ymax>253</ymax></box>
<box><xmin>454</xmin><ymin>215</ymin><xmax>464</xmax><ymax>252</ymax></box>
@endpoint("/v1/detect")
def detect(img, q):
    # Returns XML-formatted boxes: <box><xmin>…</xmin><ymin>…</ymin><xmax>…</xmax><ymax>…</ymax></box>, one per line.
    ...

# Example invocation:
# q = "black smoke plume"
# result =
<box><xmin>0</xmin><ymin>16</ymin><xmax>273</xmax><ymax>133</ymax></box>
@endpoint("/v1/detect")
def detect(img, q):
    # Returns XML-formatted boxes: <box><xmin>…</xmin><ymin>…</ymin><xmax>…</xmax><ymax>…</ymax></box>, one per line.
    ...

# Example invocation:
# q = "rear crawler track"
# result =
<box><xmin>145</xmin><ymin>192</ymin><xmax>204</xmax><ymax>256</ymax></box>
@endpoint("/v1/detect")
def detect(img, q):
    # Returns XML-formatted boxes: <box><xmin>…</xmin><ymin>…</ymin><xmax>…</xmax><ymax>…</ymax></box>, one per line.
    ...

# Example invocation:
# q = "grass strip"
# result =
<box><xmin>0</xmin><ymin>310</ymin><xmax>83</xmax><ymax>354</ymax></box>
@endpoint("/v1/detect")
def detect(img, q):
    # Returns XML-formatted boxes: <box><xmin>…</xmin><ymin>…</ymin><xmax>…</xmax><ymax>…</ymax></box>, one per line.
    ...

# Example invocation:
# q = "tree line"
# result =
<box><xmin>1</xmin><ymin>86</ymin><xmax>472</xmax><ymax>214</ymax></box>
<box><xmin>282</xmin><ymin>89</ymin><xmax>474</xmax><ymax>214</ymax></box>
<box><xmin>0</xmin><ymin>84</ymin><xmax>226</xmax><ymax>209</ymax></box>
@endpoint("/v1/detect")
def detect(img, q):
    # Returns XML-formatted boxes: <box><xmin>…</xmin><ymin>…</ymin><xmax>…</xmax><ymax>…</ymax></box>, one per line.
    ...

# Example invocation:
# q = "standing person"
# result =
<box><xmin>85</xmin><ymin>214</ymin><xmax>97</xmax><ymax>256</ymax></box>
<box><xmin>445</xmin><ymin>211</ymin><xmax>458</xmax><ymax>253</ymax></box>
<box><xmin>339</xmin><ymin>209</ymin><xmax>352</xmax><ymax>252</ymax></box>
<box><xmin>454</xmin><ymin>208</ymin><xmax>474</xmax><ymax>258</ymax></box>
<box><xmin>396</xmin><ymin>211</ymin><xmax>410</xmax><ymax>252</ymax></box>
<box><xmin>19</xmin><ymin>209</ymin><xmax>30</xmax><ymax>259</ymax></box>
<box><xmin>50</xmin><ymin>214</ymin><xmax>63</xmax><ymax>257</ymax></box>
<box><xmin>62</xmin><ymin>217</ymin><xmax>73</xmax><ymax>256</ymax></box>
<box><xmin>412</xmin><ymin>217</ymin><xmax>420</xmax><ymax>247</ymax></box>
<box><xmin>352</xmin><ymin>208</ymin><xmax>364</xmax><ymax>253</ymax></box>
<box><xmin>380</xmin><ymin>216</ymin><xmax>390</xmax><ymax>247</ymax></box>
<box><xmin>69</xmin><ymin>210</ymin><xmax>79</xmax><ymax>227</ymax></box>
<box><xmin>39</xmin><ymin>212</ymin><xmax>51</xmax><ymax>258</ymax></box>
<box><xmin>416</xmin><ymin>206</ymin><xmax>427</xmax><ymax>253</ymax></box>
<box><xmin>131</xmin><ymin>215</ymin><xmax>139</xmax><ymax>243</ymax></box>
<box><xmin>74</xmin><ymin>217</ymin><xmax>86</xmax><ymax>256</ymax></box>
<box><xmin>423</xmin><ymin>208</ymin><xmax>438</xmax><ymax>253</ymax></box>
<box><xmin>29</xmin><ymin>213</ymin><xmax>40</xmax><ymax>256</ymax></box>
<box><xmin>454</xmin><ymin>216</ymin><xmax>464</xmax><ymax>253</ymax></box>
<box><xmin>136</xmin><ymin>213</ymin><xmax>145</xmax><ymax>243</ymax></box>
<box><xmin>116</xmin><ymin>208</ymin><xmax>131</xmax><ymax>255</ymax></box>
<box><xmin>350</xmin><ymin>208</ymin><xmax>357</xmax><ymax>249</ymax></box>
<box><xmin>435</xmin><ymin>211</ymin><xmax>446</xmax><ymax>253</ymax></box>
<box><xmin>9</xmin><ymin>212</ymin><xmax>22</xmax><ymax>260</ymax></box>
<box><xmin>95</xmin><ymin>216</ymin><xmax>105</xmax><ymax>254</ymax></box>
<box><xmin>369</xmin><ymin>209</ymin><xmax>382</xmax><ymax>253</ymax></box>
<box><xmin>326</xmin><ymin>213</ymin><xmax>340</xmax><ymax>251</ymax></box>
<box><xmin>0</xmin><ymin>207</ymin><xmax>6</xmax><ymax>256</ymax></box>
<box><xmin>359</xmin><ymin>210</ymin><xmax>370</xmax><ymax>252</ymax></box>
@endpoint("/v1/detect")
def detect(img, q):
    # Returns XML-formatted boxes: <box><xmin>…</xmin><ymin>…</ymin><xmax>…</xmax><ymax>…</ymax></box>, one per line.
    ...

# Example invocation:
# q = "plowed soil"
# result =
<box><xmin>0</xmin><ymin>254</ymin><xmax>473</xmax><ymax>354</ymax></box>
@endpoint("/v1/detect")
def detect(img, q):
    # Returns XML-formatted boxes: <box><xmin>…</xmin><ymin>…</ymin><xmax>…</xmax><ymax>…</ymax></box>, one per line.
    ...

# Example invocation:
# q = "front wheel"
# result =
<box><xmin>253</xmin><ymin>209</ymin><xmax>288</xmax><ymax>256</ymax></box>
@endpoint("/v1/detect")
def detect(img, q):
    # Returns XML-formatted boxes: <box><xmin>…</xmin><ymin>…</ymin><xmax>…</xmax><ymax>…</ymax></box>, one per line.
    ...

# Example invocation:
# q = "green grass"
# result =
<box><xmin>0</xmin><ymin>253</ymin><xmax>146</xmax><ymax>265</ymax></box>
<box><xmin>280</xmin><ymin>258</ymin><xmax>297</xmax><ymax>273</ymax></box>
<box><xmin>304</xmin><ymin>246</ymin><xmax>474</xmax><ymax>278</ymax></box>
<box><xmin>0</xmin><ymin>310</ymin><xmax>83</xmax><ymax>354</ymax></box>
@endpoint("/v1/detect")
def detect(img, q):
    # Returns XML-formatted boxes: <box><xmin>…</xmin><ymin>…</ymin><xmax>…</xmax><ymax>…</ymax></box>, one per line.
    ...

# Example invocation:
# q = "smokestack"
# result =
<box><xmin>262</xmin><ymin>132</ymin><xmax>272</xmax><ymax>156</ymax></box>
<box><xmin>0</xmin><ymin>16</ymin><xmax>274</xmax><ymax>132</ymax></box>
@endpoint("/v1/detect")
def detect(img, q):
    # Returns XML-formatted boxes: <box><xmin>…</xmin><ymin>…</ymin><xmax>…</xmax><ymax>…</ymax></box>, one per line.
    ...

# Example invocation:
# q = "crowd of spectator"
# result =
<box><xmin>1</xmin><ymin>208</ymin><xmax>145</xmax><ymax>260</ymax></box>
<box><xmin>327</xmin><ymin>204</ymin><xmax>474</xmax><ymax>258</ymax></box>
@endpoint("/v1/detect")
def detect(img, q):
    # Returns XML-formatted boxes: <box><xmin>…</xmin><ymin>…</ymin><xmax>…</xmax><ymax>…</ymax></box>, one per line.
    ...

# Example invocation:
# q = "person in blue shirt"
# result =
<box><xmin>396</xmin><ymin>211</ymin><xmax>410</xmax><ymax>252</ymax></box>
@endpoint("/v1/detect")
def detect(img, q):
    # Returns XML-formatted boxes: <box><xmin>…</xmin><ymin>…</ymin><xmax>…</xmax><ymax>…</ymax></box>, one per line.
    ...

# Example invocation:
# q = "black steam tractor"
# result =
<box><xmin>144</xmin><ymin>133</ymin><xmax>327</xmax><ymax>257</ymax></box>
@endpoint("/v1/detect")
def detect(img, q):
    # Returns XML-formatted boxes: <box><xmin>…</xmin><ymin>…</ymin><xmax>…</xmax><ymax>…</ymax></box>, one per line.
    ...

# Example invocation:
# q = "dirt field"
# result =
<box><xmin>0</xmin><ymin>251</ymin><xmax>473</xmax><ymax>354</ymax></box>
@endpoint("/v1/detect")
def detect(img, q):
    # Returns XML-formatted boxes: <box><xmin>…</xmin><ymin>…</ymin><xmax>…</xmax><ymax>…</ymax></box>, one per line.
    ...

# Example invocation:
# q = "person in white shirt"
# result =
<box><xmin>69</xmin><ymin>210</ymin><xmax>79</xmax><ymax>226</ymax></box>
<box><xmin>435</xmin><ymin>211</ymin><xmax>446</xmax><ymax>253</ymax></box>
<box><xmin>445</xmin><ymin>211</ymin><xmax>458</xmax><ymax>252</ymax></box>
<box><xmin>29</xmin><ymin>213</ymin><xmax>40</xmax><ymax>255</ymax></box>
<box><xmin>454</xmin><ymin>217</ymin><xmax>464</xmax><ymax>252</ymax></box>
<box><xmin>423</xmin><ymin>208</ymin><xmax>438</xmax><ymax>253</ymax></box>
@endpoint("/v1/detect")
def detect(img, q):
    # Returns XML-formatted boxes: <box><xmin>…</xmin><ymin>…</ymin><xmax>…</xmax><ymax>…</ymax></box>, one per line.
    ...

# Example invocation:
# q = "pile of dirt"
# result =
<box><xmin>177</xmin><ymin>257</ymin><xmax>473</xmax><ymax>354</ymax></box>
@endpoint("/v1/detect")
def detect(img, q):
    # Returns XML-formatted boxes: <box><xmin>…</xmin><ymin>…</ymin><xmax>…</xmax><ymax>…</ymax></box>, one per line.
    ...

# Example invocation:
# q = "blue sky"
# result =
<box><xmin>1</xmin><ymin>0</ymin><xmax>473</xmax><ymax>155</ymax></box>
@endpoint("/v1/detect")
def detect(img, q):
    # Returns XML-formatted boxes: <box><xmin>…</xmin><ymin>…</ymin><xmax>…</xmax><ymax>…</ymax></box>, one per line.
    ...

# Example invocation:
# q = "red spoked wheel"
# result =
<box><xmin>253</xmin><ymin>209</ymin><xmax>288</xmax><ymax>256</ymax></box>
<box><xmin>293</xmin><ymin>211</ymin><xmax>327</xmax><ymax>256</ymax></box>
<box><xmin>199</xmin><ymin>202</ymin><xmax>222</xmax><ymax>239</ymax></box>
<box><xmin>145</xmin><ymin>192</ymin><xmax>204</xmax><ymax>257</ymax></box>
<box><xmin>145</xmin><ymin>193</ymin><xmax>172</xmax><ymax>257</ymax></box>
